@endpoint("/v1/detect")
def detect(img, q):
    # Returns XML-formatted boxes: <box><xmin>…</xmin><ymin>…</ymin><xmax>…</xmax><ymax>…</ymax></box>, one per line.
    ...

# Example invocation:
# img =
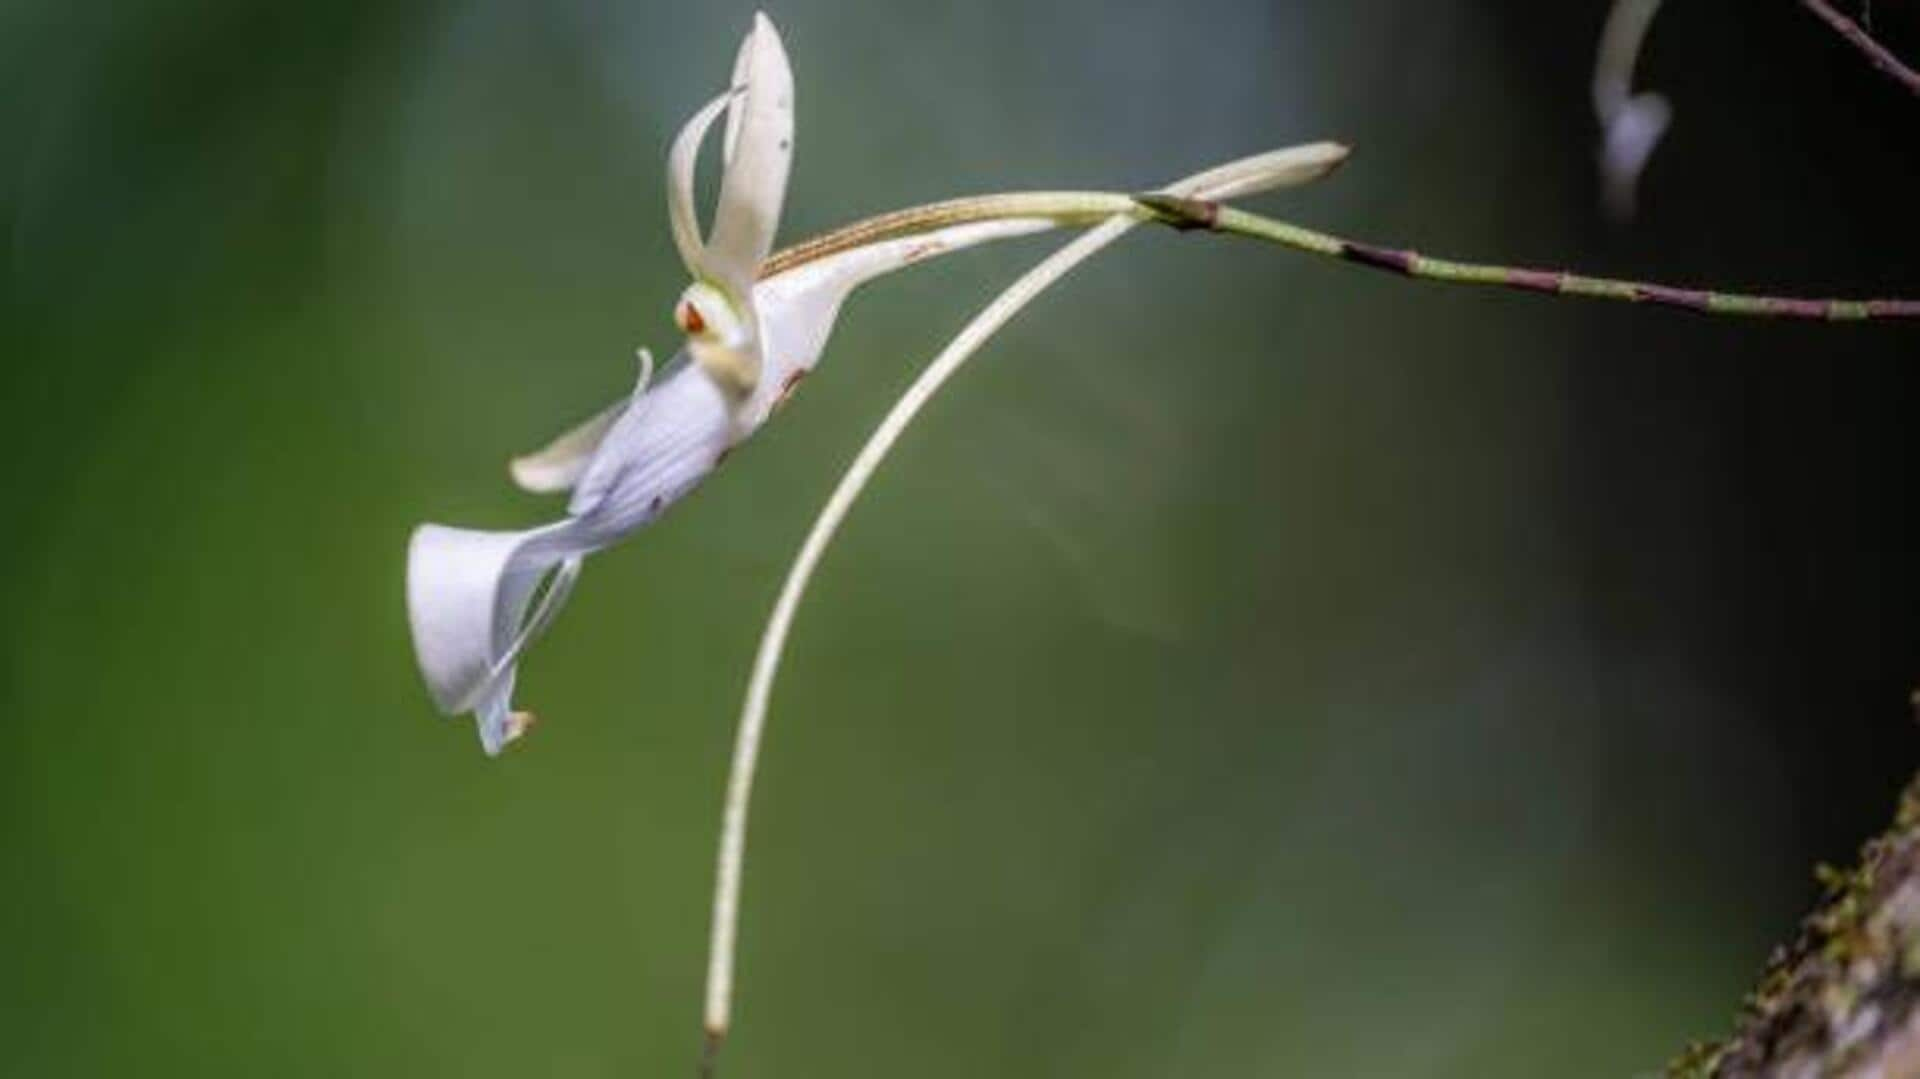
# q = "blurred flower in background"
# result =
<box><xmin>1592</xmin><ymin>0</ymin><xmax>1670</xmax><ymax>221</ymax></box>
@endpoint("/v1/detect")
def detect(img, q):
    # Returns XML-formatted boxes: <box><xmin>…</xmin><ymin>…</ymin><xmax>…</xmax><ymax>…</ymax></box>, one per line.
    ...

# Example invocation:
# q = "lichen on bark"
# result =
<box><xmin>1671</xmin><ymin>766</ymin><xmax>1920</xmax><ymax>1077</ymax></box>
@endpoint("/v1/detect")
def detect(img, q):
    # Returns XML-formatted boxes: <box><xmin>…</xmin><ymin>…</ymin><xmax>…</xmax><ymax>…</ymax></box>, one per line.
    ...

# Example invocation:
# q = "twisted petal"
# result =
<box><xmin>407</xmin><ymin>354</ymin><xmax>736</xmax><ymax>755</ymax></box>
<box><xmin>707</xmin><ymin>13</ymin><xmax>794</xmax><ymax>291</ymax></box>
<box><xmin>406</xmin><ymin>521</ymin><xmax>591</xmax><ymax>754</ymax></box>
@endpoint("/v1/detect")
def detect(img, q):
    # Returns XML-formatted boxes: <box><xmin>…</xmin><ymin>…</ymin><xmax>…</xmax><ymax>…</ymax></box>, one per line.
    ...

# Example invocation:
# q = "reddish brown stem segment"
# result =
<box><xmin>1135</xmin><ymin>194</ymin><xmax>1920</xmax><ymax>322</ymax></box>
<box><xmin>1799</xmin><ymin>0</ymin><xmax>1920</xmax><ymax>98</ymax></box>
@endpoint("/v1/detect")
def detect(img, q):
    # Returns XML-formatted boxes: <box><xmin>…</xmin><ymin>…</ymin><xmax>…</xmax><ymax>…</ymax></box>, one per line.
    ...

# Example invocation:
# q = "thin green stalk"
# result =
<box><xmin>1135</xmin><ymin>194</ymin><xmax>1920</xmax><ymax>321</ymax></box>
<box><xmin>763</xmin><ymin>190</ymin><xmax>1920</xmax><ymax>322</ymax></box>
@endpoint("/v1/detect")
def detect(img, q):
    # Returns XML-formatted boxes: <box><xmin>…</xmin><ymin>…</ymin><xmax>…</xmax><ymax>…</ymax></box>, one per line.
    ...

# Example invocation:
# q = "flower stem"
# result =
<box><xmin>1135</xmin><ymin>193</ymin><xmax>1920</xmax><ymax>320</ymax></box>
<box><xmin>1799</xmin><ymin>0</ymin><xmax>1920</xmax><ymax>98</ymax></box>
<box><xmin>766</xmin><ymin>188</ymin><xmax>1920</xmax><ymax>323</ymax></box>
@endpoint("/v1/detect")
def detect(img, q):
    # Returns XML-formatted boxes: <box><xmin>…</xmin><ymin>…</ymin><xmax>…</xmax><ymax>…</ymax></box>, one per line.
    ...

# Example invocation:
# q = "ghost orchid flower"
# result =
<box><xmin>405</xmin><ymin>12</ymin><xmax>1348</xmax><ymax>755</ymax></box>
<box><xmin>407</xmin><ymin>15</ymin><xmax>1036</xmax><ymax>755</ymax></box>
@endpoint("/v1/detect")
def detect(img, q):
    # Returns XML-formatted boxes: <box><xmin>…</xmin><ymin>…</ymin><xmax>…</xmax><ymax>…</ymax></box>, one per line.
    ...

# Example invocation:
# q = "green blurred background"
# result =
<box><xmin>6</xmin><ymin>1</ymin><xmax>1920</xmax><ymax>1074</ymax></box>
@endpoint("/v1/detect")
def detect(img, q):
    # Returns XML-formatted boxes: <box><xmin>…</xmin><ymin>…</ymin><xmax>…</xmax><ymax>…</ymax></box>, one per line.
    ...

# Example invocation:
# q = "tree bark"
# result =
<box><xmin>1673</xmin><ymin>764</ymin><xmax>1920</xmax><ymax>1077</ymax></box>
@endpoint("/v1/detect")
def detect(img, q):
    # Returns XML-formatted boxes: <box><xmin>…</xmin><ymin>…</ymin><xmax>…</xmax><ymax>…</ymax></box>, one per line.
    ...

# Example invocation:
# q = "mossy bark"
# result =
<box><xmin>1671</xmin><ymin>771</ymin><xmax>1920</xmax><ymax>1077</ymax></box>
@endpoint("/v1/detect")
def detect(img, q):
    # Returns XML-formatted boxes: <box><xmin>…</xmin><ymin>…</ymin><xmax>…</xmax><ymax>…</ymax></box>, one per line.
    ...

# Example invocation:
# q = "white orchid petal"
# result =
<box><xmin>706</xmin><ymin>13</ymin><xmax>794</xmax><ymax>289</ymax></box>
<box><xmin>509</xmin><ymin>350</ymin><xmax>657</xmax><ymax>494</ymax></box>
<box><xmin>408</xmin><ymin>524</ymin><xmax>524</xmax><ymax>714</ymax></box>
<box><xmin>469</xmin><ymin>670</ymin><xmax>517</xmax><ymax>755</ymax></box>
<box><xmin>744</xmin><ymin>218</ymin><xmax>1055</xmax><ymax>424</ymax></box>
<box><xmin>465</xmin><ymin>553</ymin><xmax>582</xmax><ymax>755</ymax></box>
<box><xmin>408</xmin><ymin>354</ymin><xmax>740</xmax><ymax>755</ymax></box>
<box><xmin>568</xmin><ymin>349</ymin><xmax>737</xmax><ymax>525</ymax></box>
<box><xmin>1165</xmin><ymin>141</ymin><xmax>1350</xmax><ymax>200</ymax></box>
<box><xmin>722</xmin><ymin>19</ymin><xmax>755</xmax><ymax>166</ymax></box>
<box><xmin>406</xmin><ymin>520</ymin><xmax>593</xmax><ymax>751</ymax></box>
<box><xmin>668</xmin><ymin>91</ymin><xmax>735</xmax><ymax>280</ymax></box>
<box><xmin>494</xmin><ymin>555</ymin><xmax>582</xmax><ymax>679</ymax></box>
<box><xmin>510</xmin><ymin>400</ymin><xmax>628</xmax><ymax>493</ymax></box>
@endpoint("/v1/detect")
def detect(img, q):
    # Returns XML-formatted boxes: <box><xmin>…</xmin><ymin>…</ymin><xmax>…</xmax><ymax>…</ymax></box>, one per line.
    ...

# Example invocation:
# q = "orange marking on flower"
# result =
<box><xmin>678</xmin><ymin>302</ymin><xmax>707</xmax><ymax>335</ymax></box>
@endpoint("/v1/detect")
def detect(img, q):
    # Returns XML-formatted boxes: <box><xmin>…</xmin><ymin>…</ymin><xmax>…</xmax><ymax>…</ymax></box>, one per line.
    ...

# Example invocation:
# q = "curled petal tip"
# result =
<box><xmin>505</xmin><ymin>711</ymin><xmax>537</xmax><ymax>744</ymax></box>
<box><xmin>1166</xmin><ymin>141</ymin><xmax>1353</xmax><ymax>201</ymax></box>
<box><xmin>509</xmin><ymin>456</ymin><xmax>560</xmax><ymax>493</ymax></box>
<box><xmin>509</xmin><ymin>399</ymin><xmax>626</xmax><ymax>494</ymax></box>
<box><xmin>1291</xmin><ymin>141</ymin><xmax>1352</xmax><ymax>183</ymax></box>
<box><xmin>708</xmin><ymin>11</ymin><xmax>794</xmax><ymax>287</ymax></box>
<box><xmin>408</xmin><ymin>521</ymin><xmax>584</xmax><ymax>754</ymax></box>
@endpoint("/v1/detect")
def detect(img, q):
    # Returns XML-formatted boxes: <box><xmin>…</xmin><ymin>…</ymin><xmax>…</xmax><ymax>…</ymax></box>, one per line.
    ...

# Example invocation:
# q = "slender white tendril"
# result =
<box><xmin>701</xmin><ymin>216</ymin><xmax>1137</xmax><ymax>1053</ymax></box>
<box><xmin>699</xmin><ymin>145</ymin><xmax>1350</xmax><ymax>1070</ymax></box>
